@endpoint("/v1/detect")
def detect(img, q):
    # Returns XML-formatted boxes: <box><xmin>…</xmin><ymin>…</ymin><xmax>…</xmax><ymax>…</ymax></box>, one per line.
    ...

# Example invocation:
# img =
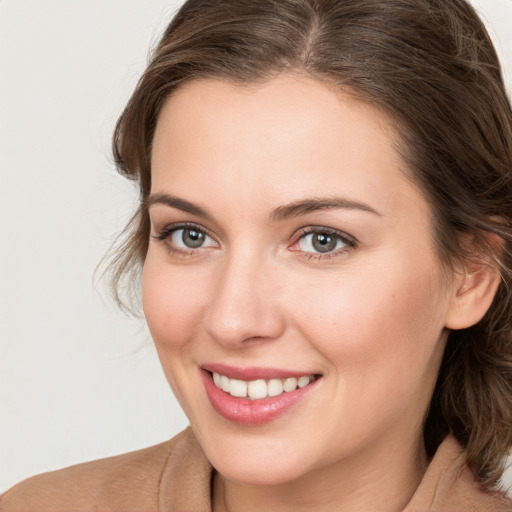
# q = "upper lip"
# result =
<box><xmin>201</xmin><ymin>363</ymin><xmax>319</xmax><ymax>381</ymax></box>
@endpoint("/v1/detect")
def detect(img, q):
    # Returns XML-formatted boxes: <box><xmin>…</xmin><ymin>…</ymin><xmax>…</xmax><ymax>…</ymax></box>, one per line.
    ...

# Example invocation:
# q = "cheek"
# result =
<box><xmin>290</xmin><ymin>259</ymin><xmax>448</xmax><ymax>439</ymax></box>
<box><xmin>142</xmin><ymin>256</ymin><xmax>207</xmax><ymax>351</ymax></box>
<box><xmin>291</xmin><ymin>256</ymin><xmax>448</xmax><ymax>378</ymax></box>
<box><xmin>142</xmin><ymin>256</ymin><xmax>211</xmax><ymax>416</ymax></box>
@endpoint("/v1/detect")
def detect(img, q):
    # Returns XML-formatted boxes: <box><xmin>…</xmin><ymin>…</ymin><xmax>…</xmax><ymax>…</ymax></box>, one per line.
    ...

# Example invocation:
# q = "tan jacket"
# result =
<box><xmin>1</xmin><ymin>428</ymin><xmax>511</xmax><ymax>511</ymax></box>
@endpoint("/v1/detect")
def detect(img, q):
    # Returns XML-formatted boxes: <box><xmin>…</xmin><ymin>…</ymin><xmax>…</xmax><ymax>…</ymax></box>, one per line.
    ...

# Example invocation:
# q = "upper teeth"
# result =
<box><xmin>212</xmin><ymin>372</ymin><xmax>313</xmax><ymax>399</ymax></box>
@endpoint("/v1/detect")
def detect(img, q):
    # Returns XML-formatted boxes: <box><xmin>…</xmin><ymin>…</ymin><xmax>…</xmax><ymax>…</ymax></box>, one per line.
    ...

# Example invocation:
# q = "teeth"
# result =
<box><xmin>248</xmin><ymin>379</ymin><xmax>267</xmax><ymax>399</ymax></box>
<box><xmin>229</xmin><ymin>379</ymin><xmax>248</xmax><ymax>398</ymax></box>
<box><xmin>267</xmin><ymin>379</ymin><xmax>283</xmax><ymax>397</ymax></box>
<box><xmin>298</xmin><ymin>376</ymin><xmax>311</xmax><ymax>388</ymax></box>
<box><xmin>211</xmin><ymin>372</ymin><xmax>314</xmax><ymax>399</ymax></box>
<box><xmin>283</xmin><ymin>377</ymin><xmax>298</xmax><ymax>392</ymax></box>
<box><xmin>221</xmin><ymin>375</ymin><xmax>230</xmax><ymax>392</ymax></box>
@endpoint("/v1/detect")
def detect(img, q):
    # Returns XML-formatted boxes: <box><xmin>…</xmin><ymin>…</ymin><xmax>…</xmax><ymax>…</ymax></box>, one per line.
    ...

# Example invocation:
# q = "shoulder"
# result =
<box><xmin>0</xmin><ymin>428</ymin><xmax>194</xmax><ymax>512</ymax></box>
<box><xmin>407</xmin><ymin>435</ymin><xmax>512</xmax><ymax>512</ymax></box>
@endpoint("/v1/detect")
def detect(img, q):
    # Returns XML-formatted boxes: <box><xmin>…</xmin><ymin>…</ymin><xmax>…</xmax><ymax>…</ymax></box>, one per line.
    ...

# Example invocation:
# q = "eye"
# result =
<box><xmin>154</xmin><ymin>224</ymin><xmax>217</xmax><ymax>254</ymax></box>
<box><xmin>170</xmin><ymin>227</ymin><xmax>215</xmax><ymax>249</ymax></box>
<box><xmin>293</xmin><ymin>228</ymin><xmax>356</xmax><ymax>256</ymax></box>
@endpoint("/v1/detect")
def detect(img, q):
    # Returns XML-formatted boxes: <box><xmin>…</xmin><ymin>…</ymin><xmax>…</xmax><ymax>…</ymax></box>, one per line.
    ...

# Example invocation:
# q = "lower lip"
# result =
<box><xmin>201</xmin><ymin>370</ymin><xmax>320</xmax><ymax>425</ymax></box>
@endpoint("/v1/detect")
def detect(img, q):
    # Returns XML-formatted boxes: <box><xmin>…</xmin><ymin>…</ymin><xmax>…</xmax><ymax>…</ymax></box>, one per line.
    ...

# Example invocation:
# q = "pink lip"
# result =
<box><xmin>201</xmin><ymin>368</ymin><xmax>320</xmax><ymax>425</ymax></box>
<box><xmin>202</xmin><ymin>363</ymin><xmax>315</xmax><ymax>381</ymax></box>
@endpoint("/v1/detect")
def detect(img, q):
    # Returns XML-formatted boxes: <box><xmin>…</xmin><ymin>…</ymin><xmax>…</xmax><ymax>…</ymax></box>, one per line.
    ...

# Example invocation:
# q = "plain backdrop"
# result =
<box><xmin>1</xmin><ymin>0</ymin><xmax>511</xmax><ymax>494</ymax></box>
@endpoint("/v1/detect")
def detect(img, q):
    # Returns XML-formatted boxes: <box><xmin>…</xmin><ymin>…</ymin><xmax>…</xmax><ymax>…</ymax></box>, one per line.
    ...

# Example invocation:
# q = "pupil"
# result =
<box><xmin>312</xmin><ymin>233</ymin><xmax>336</xmax><ymax>253</ymax></box>
<box><xmin>183</xmin><ymin>229</ymin><xmax>205</xmax><ymax>248</ymax></box>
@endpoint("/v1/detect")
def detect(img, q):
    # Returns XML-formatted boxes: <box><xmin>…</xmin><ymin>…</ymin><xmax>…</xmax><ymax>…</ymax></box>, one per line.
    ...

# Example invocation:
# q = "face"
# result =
<box><xmin>144</xmin><ymin>74</ymin><xmax>456</xmax><ymax>486</ymax></box>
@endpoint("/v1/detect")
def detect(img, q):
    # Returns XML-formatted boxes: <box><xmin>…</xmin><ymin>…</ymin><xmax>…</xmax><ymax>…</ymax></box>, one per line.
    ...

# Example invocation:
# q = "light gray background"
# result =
<box><xmin>1</xmin><ymin>0</ymin><xmax>511</xmax><ymax>494</ymax></box>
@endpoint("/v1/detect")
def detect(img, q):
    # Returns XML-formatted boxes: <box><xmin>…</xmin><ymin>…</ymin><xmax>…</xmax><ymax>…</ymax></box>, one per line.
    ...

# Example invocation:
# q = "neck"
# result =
<box><xmin>213</xmin><ymin>432</ymin><xmax>427</xmax><ymax>512</ymax></box>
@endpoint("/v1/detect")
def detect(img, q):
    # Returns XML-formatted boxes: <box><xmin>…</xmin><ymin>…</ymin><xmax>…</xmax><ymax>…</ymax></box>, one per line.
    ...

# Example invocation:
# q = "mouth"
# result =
<box><xmin>201</xmin><ymin>365</ymin><xmax>321</xmax><ymax>425</ymax></box>
<box><xmin>212</xmin><ymin>371</ymin><xmax>317</xmax><ymax>399</ymax></box>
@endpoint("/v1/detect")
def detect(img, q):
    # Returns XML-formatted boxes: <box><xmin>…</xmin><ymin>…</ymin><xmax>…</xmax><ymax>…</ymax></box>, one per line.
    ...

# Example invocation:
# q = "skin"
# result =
<box><xmin>143</xmin><ymin>74</ymin><xmax>494</xmax><ymax>512</ymax></box>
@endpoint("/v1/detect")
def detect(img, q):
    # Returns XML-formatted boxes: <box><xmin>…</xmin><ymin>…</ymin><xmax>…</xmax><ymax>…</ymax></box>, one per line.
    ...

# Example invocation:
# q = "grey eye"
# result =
<box><xmin>171</xmin><ymin>228</ymin><xmax>215</xmax><ymax>249</ymax></box>
<box><xmin>312</xmin><ymin>233</ymin><xmax>338</xmax><ymax>252</ymax></box>
<box><xmin>297</xmin><ymin>232</ymin><xmax>347</xmax><ymax>253</ymax></box>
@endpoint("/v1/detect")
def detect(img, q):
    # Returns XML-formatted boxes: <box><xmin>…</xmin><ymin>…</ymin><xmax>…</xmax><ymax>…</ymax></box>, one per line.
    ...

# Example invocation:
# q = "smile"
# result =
<box><xmin>201</xmin><ymin>367</ymin><xmax>321</xmax><ymax>425</ymax></box>
<box><xmin>212</xmin><ymin>372</ymin><xmax>314</xmax><ymax>399</ymax></box>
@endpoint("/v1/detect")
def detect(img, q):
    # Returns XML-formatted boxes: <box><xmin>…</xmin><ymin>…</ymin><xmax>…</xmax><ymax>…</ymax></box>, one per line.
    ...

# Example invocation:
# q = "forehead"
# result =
<box><xmin>150</xmin><ymin>74</ymin><xmax>426</xmax><ymax>219</ymax></box>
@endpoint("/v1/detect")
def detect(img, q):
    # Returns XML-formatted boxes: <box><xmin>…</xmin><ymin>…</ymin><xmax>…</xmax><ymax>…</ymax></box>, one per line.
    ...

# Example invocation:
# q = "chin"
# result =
<box><xmin>212</xmin><ymin>455</ymin><xmax>309</xmax><ymax>486</ymax></box>
<box><xmin>192</xmin><ymin>423</ymin><xmax>320</xmax><ymax>486</ymax></box>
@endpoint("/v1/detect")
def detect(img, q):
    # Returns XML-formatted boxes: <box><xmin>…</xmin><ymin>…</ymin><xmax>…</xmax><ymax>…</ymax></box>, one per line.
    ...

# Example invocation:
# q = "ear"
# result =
<box><xmin>445</xmin><ymin>235</ymin><xmax>502</xmax><ymax>330</ymax></box>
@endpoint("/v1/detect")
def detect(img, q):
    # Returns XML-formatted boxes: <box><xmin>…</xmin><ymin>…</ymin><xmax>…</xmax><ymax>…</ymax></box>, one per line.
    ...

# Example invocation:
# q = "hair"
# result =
<box><xmin>108</xmin><ymin>0</ymin><xmax>512</xmax><ymax>487</ymax></box>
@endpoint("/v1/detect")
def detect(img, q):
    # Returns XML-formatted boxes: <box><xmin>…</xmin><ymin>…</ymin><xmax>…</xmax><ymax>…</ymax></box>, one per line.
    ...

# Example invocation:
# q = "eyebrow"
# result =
<box><xmin>146</xmin><ymin>193</ymin><xmax>381</xmax><ymax>221</ymax></box>
<box><xmin>146</xmin><ymin>193</ymin><xmax>213</xmax><ymax>220</ymax></box>
<box><xmin>269</xmin><ymin>197</ymin><xmax>381</xmax><ymax>221</ymax></box>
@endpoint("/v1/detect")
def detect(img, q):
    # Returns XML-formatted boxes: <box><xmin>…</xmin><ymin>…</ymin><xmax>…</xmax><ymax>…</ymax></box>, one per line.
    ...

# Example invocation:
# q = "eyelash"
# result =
<box><xmin>153</xmin><ymin>222</ymin><xmax>216</xmax><ymax>257</ymax></box>
<box><xmin>290</xmin><ymin>227</ymin><xmax>357</xmax><ymax>261</ymax></box>
<box><xmin>153</xmin><ymin>223</ymin><xmax>357</xmax><ymax>260</ymax></box>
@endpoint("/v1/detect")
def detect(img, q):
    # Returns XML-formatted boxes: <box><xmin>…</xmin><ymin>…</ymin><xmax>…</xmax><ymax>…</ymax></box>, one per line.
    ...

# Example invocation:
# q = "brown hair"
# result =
<box><xmin>109</xmin><ymin>0</ymin><xmax>512</xmax><ymax>486</ymax></box>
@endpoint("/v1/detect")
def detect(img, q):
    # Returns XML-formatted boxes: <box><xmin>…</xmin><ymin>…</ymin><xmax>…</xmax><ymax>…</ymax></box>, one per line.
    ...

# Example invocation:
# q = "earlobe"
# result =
<box><xmin>445</xmin><ymin>252</ymin><xmax>502</xmax><ymax>330</ymax></box>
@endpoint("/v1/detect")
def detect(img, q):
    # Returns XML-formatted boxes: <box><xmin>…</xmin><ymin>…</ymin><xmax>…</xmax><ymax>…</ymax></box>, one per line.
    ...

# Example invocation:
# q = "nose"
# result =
<box><xmin>203</xmin><ymin>253</ymin><xmax>286</xmax><ymax>348</ymax></box>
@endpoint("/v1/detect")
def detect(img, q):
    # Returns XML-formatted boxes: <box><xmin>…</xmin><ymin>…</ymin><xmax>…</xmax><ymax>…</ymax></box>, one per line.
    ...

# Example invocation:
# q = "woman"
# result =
<box><xmin>2</xmin><ymin>0</ymin><xmax>512</xmax><ymax>510</ymax></box>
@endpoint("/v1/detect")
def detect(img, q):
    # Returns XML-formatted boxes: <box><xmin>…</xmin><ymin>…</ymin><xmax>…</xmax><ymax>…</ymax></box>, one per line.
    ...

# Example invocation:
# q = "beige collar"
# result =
<box><xmin>161</xmin><ymin>428</ymin><xmax>512</xmax><ymax>512</ymax></box>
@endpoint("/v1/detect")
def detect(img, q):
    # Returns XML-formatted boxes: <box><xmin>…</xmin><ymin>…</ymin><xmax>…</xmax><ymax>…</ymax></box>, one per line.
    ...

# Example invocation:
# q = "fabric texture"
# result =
<box><xmin>1</xmin><ymin>427</ymin><xmax>511</xmax><ymax>512</ymax></box>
